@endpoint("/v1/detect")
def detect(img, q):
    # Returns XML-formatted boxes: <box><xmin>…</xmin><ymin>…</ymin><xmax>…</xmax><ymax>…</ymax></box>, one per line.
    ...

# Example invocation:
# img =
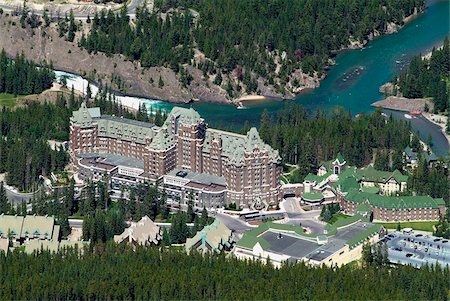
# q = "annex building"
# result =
<box><xmin>289</xmin><ymin>153</ymin><xmax>445</xmax><ymax>222</ymax></box>
<box><xmin>185</xmin><ymin>219</ymin><xmax>232</xmax><ymax>254</ymax></box>
<box><xmin>0</xmin><ymin>214</ymin><xmax>57</xmax><ymax>242</ymax></box>
<box><xmin>70</xmin><ymin>104</ymin><xmax>282</xmax><ymax>208</ymax></box>
<box><xmin>234</xmin><ymin>216</ymin><xmax>383</xmax><ymax>267</ymax></box>
<box><xmin>114</xmin><ymin>215</ymin><xmax>161</xmax><ymax>247</ymax></box>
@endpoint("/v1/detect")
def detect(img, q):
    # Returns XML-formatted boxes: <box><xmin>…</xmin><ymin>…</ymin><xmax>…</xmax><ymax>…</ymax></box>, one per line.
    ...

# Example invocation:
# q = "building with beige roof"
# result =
<box><xmin>0</xmin><ymin>214</ymin><xmax>25</xmax><ymax>240</ymax></box>
<box><xmin>24</xmin><ymin>240</ymin><xmax>89</xmax><ymax>254</ymax></box>
<box><xmin>114</xmin><ymin>216</ymin><xmax>161</xmax><ymax>247</ymax></box>
<box><xmin>21</xmin><ymin>215</ymin><xmax>55</xmax><ymax>240</ymax></box>
<box><xmin>0</xmin><ymin>214</ymin><xmax>58</xmax><ymax>242</ymax></box>
<box><xmin>185</xmin><ymin>219</ymin><xmax>233</xmax><ymax>254</ymax></box>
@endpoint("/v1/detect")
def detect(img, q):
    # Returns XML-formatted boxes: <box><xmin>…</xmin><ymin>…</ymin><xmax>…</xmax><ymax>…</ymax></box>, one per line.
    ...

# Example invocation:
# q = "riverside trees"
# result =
<box><xmin>0</xmin><ymin>50</ymin><xmax>54</xmax><ymax>96</ymax></box>
<box><xmin>397</xmin><ymin>37</ymin><xmax>450</xmax><ymax>113</ymax></box>
<box><xmin>258</xmin><ymin>105</ymin><xmax>411</xmax><ymax>181</ymax></box>
<box><xmin>78</xmin><ymin>0</ymin><xmax>424</xmax><ymax>96</ymax></box>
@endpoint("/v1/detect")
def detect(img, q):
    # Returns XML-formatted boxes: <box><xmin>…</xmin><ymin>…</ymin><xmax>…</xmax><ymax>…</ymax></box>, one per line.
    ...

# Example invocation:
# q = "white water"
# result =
<box><xmin>55</xmin><ymin>71</ymin><xmax>167</xmax><ymax>112</ymax></box>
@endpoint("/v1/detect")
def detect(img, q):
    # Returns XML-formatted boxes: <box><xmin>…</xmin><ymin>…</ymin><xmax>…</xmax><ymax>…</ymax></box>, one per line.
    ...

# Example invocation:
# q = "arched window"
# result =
<box><xmin>334</xmin><ymin>166</ymin><xmax>339</xmax><ymax>175</ymax></box>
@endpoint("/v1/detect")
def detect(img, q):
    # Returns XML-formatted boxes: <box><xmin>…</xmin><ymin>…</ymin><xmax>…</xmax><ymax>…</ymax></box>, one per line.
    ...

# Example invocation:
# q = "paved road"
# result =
<box><xmin>214</xmin><ymin>212</ymin><xmax>252</xmax><ymax>234</ymax></box>
<box><xmin>384</xmin><ymin>231</ymin><xmax>450</xmax><ymax>267</ymax></box>
<box><xmin>281</xmin><ymin>197</ymin><xmax>325</xmax><ymax>234</ymax></box>
<box><xmin>5</xmin><ymin>186</ymin><xmax>34</xmax><ymax>205</ymax></box>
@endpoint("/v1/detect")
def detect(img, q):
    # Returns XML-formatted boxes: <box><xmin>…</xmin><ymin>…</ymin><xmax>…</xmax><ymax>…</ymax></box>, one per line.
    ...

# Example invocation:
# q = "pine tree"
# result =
<box><xmin>187</xmin><ymin>191</ymin><xmax>195</xmax><ymax>223</ymax></box>
<box><xmin>0</xmin><ymin>182</ymin><xmax>8</xmax><ymax>214</ymax></box>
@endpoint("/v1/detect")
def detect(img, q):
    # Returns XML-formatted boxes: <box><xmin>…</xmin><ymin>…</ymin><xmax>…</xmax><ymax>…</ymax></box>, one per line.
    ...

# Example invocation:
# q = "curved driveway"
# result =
<box><xmin>5</xmin><ymin>186</ymin><xmax>34</xmax><ymax>205</ymax></box>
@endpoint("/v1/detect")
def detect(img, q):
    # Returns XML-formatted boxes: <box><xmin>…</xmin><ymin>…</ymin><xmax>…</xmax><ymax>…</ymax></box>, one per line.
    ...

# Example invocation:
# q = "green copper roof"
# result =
<box><xmin>165</xmin><ymin>107</ymin><xmax>202</xmax><ymax>126</ymax></box>
<box><xmin>357</xmin><ymin>166</ymin><xmax>408</xmax><ymax>184</ymax></box>
<box><xmin>236</xmin><ymin>222</ymin><xmax>313</xmax><ymax>249</ymax></box>
<box><xmin>304</xmin><ymin>172</ymin><xmax>330</xmax><ymax>183</ymax></box>
<box><xmin>345</xmin><ymin>190</ymin><xmax>446</xmax><ymax>210</ymax></box>
<box><xmin>360</xmin><ymin>186</ymin><xmax>379</xmax><ymax>194</ymax></box>
<box><xmin>356</xmin><ymin>202</ymin><xmax>372</xmax><ymax>215</ymax></box>
<box><xmin>149</xmin><ymin>127</ymin><xmax>175</xmax><ymax>151</ymax></box>
<box><xmin>302</xmin><ymin>192</ymin><xmax>324</xmax><ymax>202</ymax></box>
<box><xmin>71</xmin><ymin>104</ymin><xmax>157</xmax><ymax>144</ymax></box>
<box><xmin>337</xmin><ymin>176</ymin><xmax>360</xmax><ymax>192</ymax></box>
<box><xmin>335</xmin><ymin>153</ymin><xmax>345</xmax><ymax>164</ymax></box>
<box><xmin>347</xmin><ymin>224</ymin><xmax>382</xmax><ymax>248</ymax></box>
<box><xmin>203</xmin><ymin>127</ymin><xmax>280</xmax><ymax>165</ymax></box>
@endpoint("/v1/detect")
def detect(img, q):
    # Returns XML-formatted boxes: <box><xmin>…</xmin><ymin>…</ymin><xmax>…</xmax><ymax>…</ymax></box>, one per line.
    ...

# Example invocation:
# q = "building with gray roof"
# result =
<box><xmin>234</xmin><ymin>217</ymin><xmax>384</xmax><ymax>267</ymax></box>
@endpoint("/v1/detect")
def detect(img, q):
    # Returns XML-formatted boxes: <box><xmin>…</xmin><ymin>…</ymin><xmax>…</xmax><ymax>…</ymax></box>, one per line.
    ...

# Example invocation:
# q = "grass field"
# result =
<box><xmin>0</xmin><ymin>93</ymin><xmax>17</xmax><ymax>107</ymax></box>
<box><xmin>330</xmin><ymin>213</ymin><xmax>350</xmax><ymax>224</ymax></box>
<box><xmin>377</xmin><ymin>221</ymin><xmax>437</xmax><ymax>232</ymax></box>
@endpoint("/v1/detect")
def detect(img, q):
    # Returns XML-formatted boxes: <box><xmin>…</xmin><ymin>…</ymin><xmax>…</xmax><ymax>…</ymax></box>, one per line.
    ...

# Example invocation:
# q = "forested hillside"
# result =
<box><xmin>78</xmin><ymin>0</ymin><xmax>424</xmax><ymax>99</ymax></box>
<box><xmin>0</xmin><ymin>50</ymin><xmax>54</xmax><ymax>96</ymax></box>
<box><xmin>0</xmin><ymin>245</ymin><xmax>448</xmax><ymax>300</ymax></box>
<box><xmin>0</xmin><ymin>101</ymin><xmax>69</xmax><ymax>191</ymax></box>
<box><xmin>257</xmin><ymin>105</ymin><xmax>411</xmax><ymax>181</ymax></box>
<box><xmin>396</xmin><ymin>37</ymin><xmax>450</xmax><ymax>113</ymax></box>
<box><xmin>0</xmin><ymin>82</ymin><xmax>144</xmax><ymax>191</ymax></box>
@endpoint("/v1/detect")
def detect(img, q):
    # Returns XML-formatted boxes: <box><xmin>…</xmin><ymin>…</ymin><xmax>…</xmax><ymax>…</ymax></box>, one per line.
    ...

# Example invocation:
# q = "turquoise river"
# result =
<box><xmin>60</xmin><ymin>0</ymin><xmax>450</xmax><ymax>156</ymax></box>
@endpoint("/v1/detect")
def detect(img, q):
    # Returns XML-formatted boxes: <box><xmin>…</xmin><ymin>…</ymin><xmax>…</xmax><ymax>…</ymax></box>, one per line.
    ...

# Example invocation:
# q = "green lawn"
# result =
<box><xmin>330</xmin><ymin>213</ymin><xmax>350</xmax><ymax>224</ymax></box>
<box><xmin>0</xmin><ymin>93</ymin><xmax>17</xmax><ymax>107</ymax></box>
<box><xmin>377</xmin><ymin>221</ymin><xmax>437</xmax><ymax>232</ymax></box>
<box><xmin>280</xmin><ymin>174</ymin><xmax>290</xmax><ymax>184</ymax></box>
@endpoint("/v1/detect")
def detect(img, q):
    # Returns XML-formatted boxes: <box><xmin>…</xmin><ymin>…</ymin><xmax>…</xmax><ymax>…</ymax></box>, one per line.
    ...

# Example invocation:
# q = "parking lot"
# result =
<box><xmin>382</xmin><ymin>231</ymin><xmax>450</xmax><ymax>268</ymax></box>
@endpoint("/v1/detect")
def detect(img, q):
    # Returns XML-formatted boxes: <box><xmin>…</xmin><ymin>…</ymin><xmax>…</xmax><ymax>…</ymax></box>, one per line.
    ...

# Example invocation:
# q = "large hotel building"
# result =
<box><xmin>69</xmin><ymin>103</ymin><xmax>282</xmax><ymax>209</ymax></box>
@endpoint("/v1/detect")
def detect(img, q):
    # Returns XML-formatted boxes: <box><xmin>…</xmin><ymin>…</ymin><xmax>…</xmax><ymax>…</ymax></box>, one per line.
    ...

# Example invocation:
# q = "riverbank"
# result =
<box><xmin>423</xmin><ymin>113</ymin><xmax>450</xmax><ymax>146</ymax></box>
<box><xmin>371</xmin><ymin>96</ymin><xmax>434</xmax><ymax>112</ymax></box>
<box><xmin>373</xmin><ymin>95</ymin><xmax>450</xmax><ymax>152</ymax></box>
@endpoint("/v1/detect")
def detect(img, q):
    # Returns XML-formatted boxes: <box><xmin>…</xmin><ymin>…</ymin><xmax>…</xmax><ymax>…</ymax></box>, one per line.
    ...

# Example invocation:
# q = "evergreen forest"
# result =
<box><xmin>0</xmin><ymin>50</ymin><xmax>54</xmax><ymax>96</ymax></box>
<box><xmin>396</xmin><ymin>37</ymin><xmax>450</xmax><ymax>113</ymax></box>
<box><xmin>257</xmin><ymin>104</ymin><xmax>411</xmax><ymax>180</ymax></box>
<box><xmin>78</xmin><ymin>0</ymin><xmax>424</xmax><ymax>96</ymax></box>
<box><xmin>0</xmin><ymin>244</ymin><xmax>449</xmax><ymax>300</ymax></box>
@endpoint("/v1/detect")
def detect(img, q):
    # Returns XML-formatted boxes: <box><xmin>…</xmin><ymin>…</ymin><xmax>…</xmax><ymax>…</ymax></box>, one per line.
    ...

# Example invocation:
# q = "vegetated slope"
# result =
<box><xmin>79</xmin><ymin>0</ymin><xmax>424</xmax><ymax>100</ymax></box>
<box><xmin>0</xmin><ymin>50</ymin><xmax>54</xmax><ymax>95</ymax></box>
<box><xmin>0</xmin><ymin>0</ymin><xmax>424</xmax><ymax>103</ymax></box>
<box><xmin>396</xmin><ymin>37</ymin><xmax>450</xmax><ymax>113</ymax></box>
<box><xmin>0</xmin><ymin>14</ymin><xmax>220</xmax><ymax>103</ymax></box>
<box><xmin>0</xmin><ymin>245</ymin><xmax>448</xmax><ymax>300</ymax></box>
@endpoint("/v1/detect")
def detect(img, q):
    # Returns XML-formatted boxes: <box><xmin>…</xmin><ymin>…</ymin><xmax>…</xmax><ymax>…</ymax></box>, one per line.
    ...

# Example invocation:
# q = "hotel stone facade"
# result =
<box><xmin>70</xmin><ymin>104</ymin><xmax>282</xmax><ymax>208</ymax></box>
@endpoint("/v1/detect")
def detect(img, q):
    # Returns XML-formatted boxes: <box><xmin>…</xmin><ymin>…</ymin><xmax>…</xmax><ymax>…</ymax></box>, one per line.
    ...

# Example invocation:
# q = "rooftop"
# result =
<box><xmin>0</xmin><ymin>238</ymin><xmax>9</xmax><ymax>254</ymax></box>
<box><xmin>302</xmin><ymin>192</ymin><xmax>324</xmax><ymax>202</ymax></box>
<box><xmin>345</xmin><ymin>190</ymin><xmax>446</xmax><ymax>210</ymax></box>
<box><xmin>99</xmin><ymin>115</ymin><xmax>156</xmax><ymax>129</ymax></box>
<box><xmin>21</xmin><ymin>215</ymin><xmax>55</xmax><ymax>238</ymax></box>
<box><xmin>357</xmin><ymin>166</ymin><xmax>408</xmax><ymax>183</ymax></box>
<box><xmin>167</xmin><ymin>168</ymin><xmax>227</xmax><ymax>187</ymax></box>
<box><xmin>0</xmin><ymin>215</ymin><xmax>24</xmax><ymax>236</ymax></box>
<box><xmin>304</xmin><ymin>172</ymin><xmax>331</xmax><ymax>183</ymax></box>
<box><xmin>237</xmin><ymin>218</ymin><xmax>381</xmax><ymax>263</ymax></box>
<box><xmin>186</xmin><ymin>219</ymin><xmax>232</xmax><ymax>253</ymax></box>
<box><xmin>114</xmin><ymin>216</ymin><xmax>161</xmax><ymax>246</ymax></box>
<box><xmin>166</xmin><ymin>107</ymin><xmax>202</xmax><ymax>126</ymax></box>
<box><xmin>79</xmin><ymin>153</ymin><xmax>145</xmax><ymax>170</ymax></box>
